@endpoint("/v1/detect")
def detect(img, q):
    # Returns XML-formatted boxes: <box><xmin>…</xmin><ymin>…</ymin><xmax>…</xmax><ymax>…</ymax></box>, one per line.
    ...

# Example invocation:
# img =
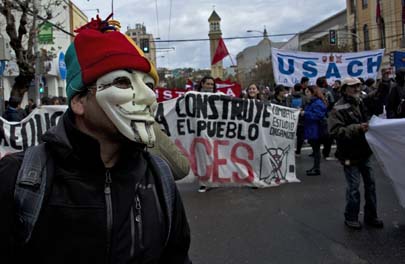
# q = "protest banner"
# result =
<box><xmin>0</xmin><ymin>106</ymin><xmax>66</xmax><ymax>159</ymax></box>
<box><xmin>0</xmin><ymin>96</ymin><xmax>299</xmax><ymax>188</ymax></box>
<box><xmin>155</xmin><ymin>92</ymin><xmax>300</xmax><ymax>187</ymax></box>
<box><xmin>155</xmin><ymin>79</ymin><xmax>242</xmax><ymax>102</ymax></box>
<box><xmin>366</xmin><ymin>116</ymin><xmax>405</xmax><ymax>208</ymax></box>
<box><xmin>272</xmin><ymin>48</ymin><xmax>384</xmax><ymax>87</ymax></box>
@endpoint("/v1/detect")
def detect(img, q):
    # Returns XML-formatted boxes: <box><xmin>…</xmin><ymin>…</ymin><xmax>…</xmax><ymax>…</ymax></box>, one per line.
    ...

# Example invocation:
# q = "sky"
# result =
<box><xmin>72</xmin><ymin>0</ymin><xmax>346</xmax><ymax>70</ymax></box>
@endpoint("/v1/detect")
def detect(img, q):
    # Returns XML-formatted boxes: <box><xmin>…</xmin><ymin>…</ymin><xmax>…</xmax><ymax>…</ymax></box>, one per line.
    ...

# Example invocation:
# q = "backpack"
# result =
<box><xmin>14</xmin><ymin>143</ymin><xmax>176</xmax><ymax>246</ymax></box>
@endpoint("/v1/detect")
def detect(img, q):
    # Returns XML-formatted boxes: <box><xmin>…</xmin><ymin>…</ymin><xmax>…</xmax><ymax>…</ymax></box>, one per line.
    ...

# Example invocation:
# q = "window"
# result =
<box><xmin>380</xmin><ymin>18</ymin><xmax>386</xmax><ymax>49</ymax></box>
<box><xmin>363</xmin><ymin>24</ymin><xmax>370</xmax><ymax>50</ymax></box>
<box><xmin>350</xmin><ymin>0</ymin><xmax>356</xmax><ymax>14</ymax></box>
<box><xmin>362</xmin><ymin>0</ymin><xmax>368</xmax><ymax>9</ymax></box>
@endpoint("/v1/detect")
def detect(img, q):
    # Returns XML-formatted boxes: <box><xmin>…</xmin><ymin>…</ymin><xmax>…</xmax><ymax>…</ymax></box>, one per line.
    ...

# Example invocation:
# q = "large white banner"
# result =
<box><xmin>155</xmin><ymin>92</ymin><xmax>300</xmax><ymax>187</ymax></box>
<box><xmin>272</xmin><ymin>48</ymin><xmax>384</xmax><ymax>87</ymax></box>
<box><xmin>0</xmin><ymin>96</ymin><xmax>300</xmax><ymax>188</ymax></box>
<box><xmin>366</xmin><ymin>116</ymin><xmax>405</xmax><ymax>208</ymax></box>
<box><xmin>0</xmin><ymin>106</ymin><xmax>66</xmax><ymax>159</ymax></box>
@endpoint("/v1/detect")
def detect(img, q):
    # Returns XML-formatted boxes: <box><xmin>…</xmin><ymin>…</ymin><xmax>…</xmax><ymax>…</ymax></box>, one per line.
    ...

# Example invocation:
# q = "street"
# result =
<box><xmin>178</xmin><ymin>148</ymin><xmax>405</xmax><ymax>264</ymax></box>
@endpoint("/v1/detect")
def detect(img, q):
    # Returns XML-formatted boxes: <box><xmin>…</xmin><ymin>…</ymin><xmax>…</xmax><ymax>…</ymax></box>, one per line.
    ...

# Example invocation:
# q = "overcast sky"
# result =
<box><xmin>72</xmin><ymin>0</ymin><xmax>346</xmax><ymax>70</ymax></box>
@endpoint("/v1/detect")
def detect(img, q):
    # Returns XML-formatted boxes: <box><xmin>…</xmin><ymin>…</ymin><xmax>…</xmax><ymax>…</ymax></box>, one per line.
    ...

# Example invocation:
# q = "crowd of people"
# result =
<box><xmin>2</xmin><ymin>95</ymin><xmax>67</xmax><ymax>122</ymax></box>
<box><xmin>235</xmin><ymin>67</ymin><xmax>405</xmax><ymax>230</ymax></box>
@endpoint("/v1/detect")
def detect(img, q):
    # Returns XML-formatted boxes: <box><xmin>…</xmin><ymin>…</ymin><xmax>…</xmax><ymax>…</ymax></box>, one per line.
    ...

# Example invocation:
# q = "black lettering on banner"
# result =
<box><xmin>196</xmin><ymin>120</ymin><xmax>207</xmax><ymax>136</ymax></box>
<box><xmin>230</xmin><ymin>100</ymin><xmax>244</xmax><ymax>121</ymax></box>
<box><xmin>242</xmin><ymin>100</ymin><xmax>254</xmax><ymax>123</ymax></box>
<box><xmin>51</xmin><ymin>111</ymin><xmax>64</xmax><ymax>127</ymax></box>
<box><xmin>269</xmin><ymin>127</ymin><xmax>295</xmax><ymax>139</ymax></box>
<box><xmin>175</xmin><ymin>96</ymin><xmax>186</xmax><ymax>118</ymax></box>
<box><xmin>216</xmin><ymin>121</ymin><xmax>226</xmax><ymax>137</ymax></box>
<box><xmin>44</xmin><ymin>113</ymin><xmax>52</xmax><ymax>131</ymax></box>
<box><xmin>186</xmin><ymin>119</ymin><xmax>195</xmax><ymax>134</ymax></box>
<box><xmin>195</xmin><ymin>94</ymin><xmax>208</xmax><ymax>119</ymax></box>
<box><xmin>10</xmin><ymin>124</ymin><xmax>22</xmax><ymax>150</ymax></box>
<box><xmin>177</xmin><ymin>119</ymin><xmax>185</xmax><ymax>135</ymax></box>
<box><xmin>221</xmin><ymin>96</ymin><xmax>232</xmax><ymax>120</ymax></box>
<box><xmin>225</xmin><ymin>122</ymin><xmax>237</xmax><ymax>138</ymax></box>
<box><xmin>237</xmin><ymin>124</ymin><xmax>246</xmax><ymax>140</ymax></box>
<box><xmin>34</xmin><ymin>114</ymin><xmax>44</xmax><ymax>144</ymax></box>
<box><xmin>185</xmin><ymin>93</ymin><xmax>196</xmax><ymax>117</ymax></box>
<box><xmin>262</xmin><ymin>105</ymin><xmax>271</xmax><ymax>127</ymax></box>
<box><xmin>155</xmin><ymin>103</ymin><xmax>171</xmax><ymax>136</ymax></box>
<box><xmin>248</xmin><ymin>124</ymin><xmax>259</xmax><ymax>140</ymax></box>
<box><xmin>0</xmin><ymin>119</ymin><xmax>9</xmax><ymax>147</ymax></box>
<box><xmin>207</xmin><ymin>95</ymin><xmax>219</xmax><ymax>119</ymax></box>
<box><xmin>254</xmin><ymin>100</ymin><xmax>264</xmax><ymax>124</ymax></box>
<box><xmin>21</xmin><ymin>120</ymin><xmax>29</xmax><ymax>150</ymax></box>
<box><xmin>207</xmin><ymin>122</ymin><xmax>215</xmax><ymax>137</ymax></box>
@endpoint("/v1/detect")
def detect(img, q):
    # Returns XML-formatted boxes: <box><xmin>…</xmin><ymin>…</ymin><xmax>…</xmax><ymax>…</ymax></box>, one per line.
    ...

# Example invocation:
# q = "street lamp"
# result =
<box><xmin>246</xmin><ymin>27</ymin><xmax>268</xmax><ymax>38</ymax></box>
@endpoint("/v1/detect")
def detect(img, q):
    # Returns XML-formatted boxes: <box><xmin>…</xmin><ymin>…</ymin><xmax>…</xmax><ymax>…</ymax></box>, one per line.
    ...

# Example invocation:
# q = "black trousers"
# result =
<box><xmin>309</xmin><ymin>139</ymin><xmax>321</xmax><ymax>170</ymax></box>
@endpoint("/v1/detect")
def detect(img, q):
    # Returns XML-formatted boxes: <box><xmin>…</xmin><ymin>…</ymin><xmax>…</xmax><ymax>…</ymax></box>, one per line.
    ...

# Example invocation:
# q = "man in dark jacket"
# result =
<box><xmin>0</xmin><ymin>17</ymin><xmax>191</xmax><ymax>263</ymax></box>
<box><xmin>328</xmin><ymin>77</ymin><xmax>383</xmax><ymax>230</ymax></box>
<box><xmin>2</xmin><ymin>96</ymin><xmax>25</xmax><ymax>122</ymax></box>
<box><xmin>386</xmin><ymin>67</ymin><xmax>405</xmax><ymax>118</ymax></box>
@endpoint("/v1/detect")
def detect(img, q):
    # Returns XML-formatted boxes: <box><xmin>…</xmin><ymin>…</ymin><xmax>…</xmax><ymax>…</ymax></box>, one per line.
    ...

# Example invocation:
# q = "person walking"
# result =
<box><xmin>302</xmin><ymin>86</ymin><xmax>327</xmax><ymax>176</ymax></box>
<box><xmin>328</xmin><ymin>77</ymin><xmax>383</xmax><ymax>230</ymax></box>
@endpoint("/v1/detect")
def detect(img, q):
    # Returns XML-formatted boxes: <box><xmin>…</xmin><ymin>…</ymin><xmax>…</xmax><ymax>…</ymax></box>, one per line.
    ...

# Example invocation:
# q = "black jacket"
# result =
<box><xmin>328</xmin><ymin>96</ymin><xmax>372</xmax><ymax>164</ymax></box>
<box><xmin>386</xmin><ymin>84</ymin><xmax>405</xmax><ymax>118</ymax></box>
<box><xmin>0</xmin><ymin>111</ymin><xmax>191</xmax><ymax>264</ymax></box>
<box><xmin>2</xmin><ymin>107</ymin><xmax>25</xmax><ymax>122</ymax></box>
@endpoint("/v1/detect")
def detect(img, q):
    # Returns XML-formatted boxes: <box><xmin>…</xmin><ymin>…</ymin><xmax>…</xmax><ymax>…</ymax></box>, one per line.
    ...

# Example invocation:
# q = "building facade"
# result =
<box><xmin>0</xmin><ymin>0</ymin><xmax>86</xmax><ymax>108</ymax></box>
<box><xmin>236</xmin><ymin>30</ymin><xmax>284</xmax><ymax>88</ymax></box>
<box><xmin>125</xmin><ymin>24</ymin><xmax>157</xmax><ymax>67</ymax></box>
<box><xmin>281</xmin><ymin>9</ymin><xmax>348</xmax><ymax>52</ymax></box>
<box><xmin>347</xmin><ymin>0</ymin><xmax>405</xmax><ymax>69</ymax></box>
<box><xmin>208</xmin><ymin>10</ymin><xmax>224</xmax><ymax>79</ymax></box>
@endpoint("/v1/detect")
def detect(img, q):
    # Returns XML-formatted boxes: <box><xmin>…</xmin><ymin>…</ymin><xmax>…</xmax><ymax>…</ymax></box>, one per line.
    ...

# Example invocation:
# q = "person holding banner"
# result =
<box><xmin>196</xmin><ymin>76</ymin><xmax>217</xmax><ymax>93</ymax></box>
<box><xmin>271</xmin><ymin>85</ymin><xmax>290</xmax><ymax>107</ymax></box>
<box><xmin>328</xmin><ymin>77</ymin><xmax>383</xmax><ymax>230</ymax></box>
<box><xmin>0</xmin><ymin>16</ymin><xmax>191</xmax><ymax>263</ymax></box>
<box><xmin>244</xmin><ymin>83</ymin><xmax>262</xmax><ymax>100</ymax></box>
<box><xmin>301</xmin><ymin>86</ymin><xmax>327</xmax><ymax>176</ymax></box>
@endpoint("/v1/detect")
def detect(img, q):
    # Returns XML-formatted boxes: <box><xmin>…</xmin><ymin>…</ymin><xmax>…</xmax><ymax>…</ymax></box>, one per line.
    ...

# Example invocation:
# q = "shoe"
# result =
<box><xmin>306</xmin><ymin>168</ymin><xmax>320</xmax><ymax>176</ymax></box>
<box><xmin>309</xmin><ymin>153</ymin><xmax>314</xmax><ymax>157</ymax></box>
<box><xmin>325</xmin><ymin>157</ymin><xmax>337</xmax><ymax>161</ymax></box>
<box><xmin>364</xmin><ymin>218</ymin><xmax>384</xmax><ymax>228</ymax></box>
<box><xmin>295</xmin><ymin>152</ymin><xmax>301</xmax><ymax>157</ymax></box>
<box><xmin>345</xmin><ymin>220</ymin><xmax>362</xmax><ymax>230</ymax></box>
<box><xmin>198</xmin><ymin>186</ymin><xmax>207</xmax><ymax>193</ymax></box>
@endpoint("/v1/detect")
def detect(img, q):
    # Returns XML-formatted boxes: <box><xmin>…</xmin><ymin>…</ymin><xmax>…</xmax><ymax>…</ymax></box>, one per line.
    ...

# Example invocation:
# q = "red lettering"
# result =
<box><xmin>231</xmin><ymin>142</ymin><xmax>254</xmax><ymax>183</ymax></box>
<box><xmin>191</xmin><ymin>138</ymin><xmax>212</xmax><ymax>182</ymax></box>
<box><xmin>212</xmin><ymin>140</ymin><xmax>230</xmax><ymax>183</ymax></box>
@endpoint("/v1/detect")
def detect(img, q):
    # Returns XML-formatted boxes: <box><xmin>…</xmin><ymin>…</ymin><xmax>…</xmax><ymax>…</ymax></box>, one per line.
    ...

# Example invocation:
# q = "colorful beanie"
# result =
<box><xmin>65</xmin><ymin>15</ymin><xmax>159</xmax><ymax>103</ymax></box>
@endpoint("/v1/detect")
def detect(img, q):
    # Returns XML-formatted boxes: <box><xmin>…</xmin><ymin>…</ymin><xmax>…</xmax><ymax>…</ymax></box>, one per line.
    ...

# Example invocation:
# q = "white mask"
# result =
<box><xmin>95</xmin><ymin>70</ymin><xmax>156</xmax><ymax>147</ymax></box>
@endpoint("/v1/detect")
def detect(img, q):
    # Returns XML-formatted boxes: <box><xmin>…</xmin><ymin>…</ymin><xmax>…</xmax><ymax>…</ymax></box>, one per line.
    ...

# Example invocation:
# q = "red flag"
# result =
<box><xmin>376</xmin><ymin>0</ymin><xmax>381</xmax><ymax>25</ymax></box>
<box><xmin>211</xmin><ymin>38</ymin><xmax>229</xmax><ymax>65</ymax></box>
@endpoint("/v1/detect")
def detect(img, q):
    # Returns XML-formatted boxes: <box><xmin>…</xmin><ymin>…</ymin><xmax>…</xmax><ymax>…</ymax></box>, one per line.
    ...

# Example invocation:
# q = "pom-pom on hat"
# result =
<box><xmin>65</xmin><ymin>14</ymin><xmax>158</xmax><ymax>103</ymax></box>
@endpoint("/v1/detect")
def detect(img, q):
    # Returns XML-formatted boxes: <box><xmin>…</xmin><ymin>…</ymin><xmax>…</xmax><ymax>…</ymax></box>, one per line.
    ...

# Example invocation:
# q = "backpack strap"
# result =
<box><xmin>148</xmin><ymin>153</ymin><xmax>176</xmax><ymax>246</ymax></box>
<box><xmin>14</xmin><ymin>143</ymin><xmax>53</xmax><ymax>245</ymax></box>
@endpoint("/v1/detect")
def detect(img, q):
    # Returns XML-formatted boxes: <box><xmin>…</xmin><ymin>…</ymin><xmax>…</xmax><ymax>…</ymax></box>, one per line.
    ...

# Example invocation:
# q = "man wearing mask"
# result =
<box><xmin>328</xmin><ymin>77</ymin><xmax>383</xmax><ymax>230</ymax></box>
<box><xmin>0</xmin><ymin>16</ymin><xmax>191</xmax><ymax>263</ymax></box>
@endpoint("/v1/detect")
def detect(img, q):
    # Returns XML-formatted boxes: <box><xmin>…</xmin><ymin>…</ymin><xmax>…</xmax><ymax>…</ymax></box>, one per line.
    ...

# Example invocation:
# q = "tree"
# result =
<box><xmin>0</xmin><ymin>0</ymin><xmax>62</xmax><ymax>98</ymax></box>
<box><xmin>249</xmin><ymin>60</ymin><xmax>274</xmax><ymax>87</ymax></box>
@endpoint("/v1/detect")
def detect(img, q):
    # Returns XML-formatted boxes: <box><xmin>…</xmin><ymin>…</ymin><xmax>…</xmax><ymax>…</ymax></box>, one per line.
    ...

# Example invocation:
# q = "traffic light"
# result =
<box><xmin>389</xmin><ymin>52</ymin><xmax>395</xmax><ymax>66</ymax></box>
<box><xmin>141</xmin><ymin>38</ymin><xmax>150</xmax><ymax>53</ymax></box>
<box><xmin>39</xmin><ymin>86</ymin><xmax>44</xmax><ymax>94</ymax></box>
<box><xmin>329</xmin><ymin>29</ymin><xmax>337</xmax><ymax>45</ymax></box>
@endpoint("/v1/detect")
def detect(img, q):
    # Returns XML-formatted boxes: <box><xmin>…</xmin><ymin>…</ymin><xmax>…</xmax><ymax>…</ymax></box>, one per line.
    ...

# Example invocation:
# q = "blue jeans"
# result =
<box><xmin>343</xmin><ymin>158</ymin><xmax>377</xmax><ymax>221</ymax></box>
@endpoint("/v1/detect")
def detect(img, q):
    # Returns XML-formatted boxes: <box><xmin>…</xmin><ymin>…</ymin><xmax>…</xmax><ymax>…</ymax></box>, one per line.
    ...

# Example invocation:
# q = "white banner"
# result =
<box><xmin>0</xmin><ymin>97</ymin><xmax>300</xmax><ymax>188</ymax></box>
<box><xmin>272</xmin><ymin>48</ymin><xmax>384</xmax><ymax>87</ymax></box>
<box><xmin>0</xmin><ymin>106</ymin><xmax>66</xmax><ymax>159</ymax></box>
<box><xmin>155</xmin><ymin>92</ymin><xmax>300</xmax><ymax>187</ymax></box>
<box><xmin>366</xmin><ymin>116</ymin><xmax>405</xmax><ymax>208</ymax></box>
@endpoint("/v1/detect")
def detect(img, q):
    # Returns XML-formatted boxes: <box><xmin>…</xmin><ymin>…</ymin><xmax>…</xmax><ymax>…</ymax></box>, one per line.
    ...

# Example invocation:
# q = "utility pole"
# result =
<box><xmin>33</xmin><ymin>0</ymin><xmax>41</xmax><ymax>106</ymax></box>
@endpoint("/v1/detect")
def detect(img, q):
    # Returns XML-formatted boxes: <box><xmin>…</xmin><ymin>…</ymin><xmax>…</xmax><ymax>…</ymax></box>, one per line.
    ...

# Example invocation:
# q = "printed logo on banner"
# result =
<box><xmin>259</xmin><ymin>145</ymin><xmax>291</xmax><ymax>184</ymax></box>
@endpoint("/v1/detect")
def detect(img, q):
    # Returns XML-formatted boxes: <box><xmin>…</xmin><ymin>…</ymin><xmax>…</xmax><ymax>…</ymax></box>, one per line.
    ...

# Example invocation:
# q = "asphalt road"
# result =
<box><xmin>178</xmin><ymin>148</ymin><xmax>405</xmax><ymax>264</ymax></box>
